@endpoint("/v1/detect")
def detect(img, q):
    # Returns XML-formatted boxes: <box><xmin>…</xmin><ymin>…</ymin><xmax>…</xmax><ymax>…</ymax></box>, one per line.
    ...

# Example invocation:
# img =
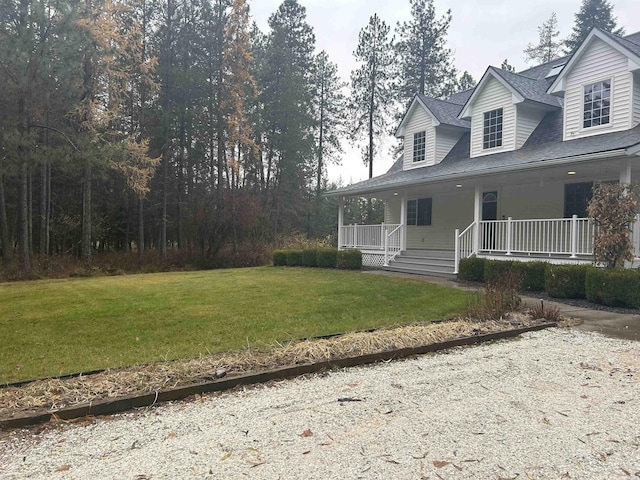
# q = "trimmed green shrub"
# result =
<box><xmin>302</xmin><ymin>248</ymin><xmax>318</xmax><ymax>267</ymax></box>
<box><xmin>516</xmin><ymin>262</ymin><xmax>546</xmax><ymax>292</ymax></box>
<box><xmin>585</xmin><ymin>268</ymin><xmax>640</xmax><ymax>308</ymax></box>
<box><xmin>286</xmin><ymin>249</ymin><xmax>304</xmax><ymax>267</ymax></box>
<box><xmin>545</xmin><ymin>264</ymin><xmax>588</xmax><ymax>299</ymax></box>
<box><xmin>458</xmin><ymin>257</ymin><xmax>486</xmax><ymax>282</ymax></box>
<box><xmin>316</xmin><ymin>248</ymin><xmax>338</xmax><ymax>268</ymax></box>
<box><xmin>272</xmin><ymin>250</ymin><xmax>287</xmax><ymax>267</ymax></box>
<box><xmin>337</xmin><ymin>249</ymin><xmax>363</xmax><ymax>270</ymax></box>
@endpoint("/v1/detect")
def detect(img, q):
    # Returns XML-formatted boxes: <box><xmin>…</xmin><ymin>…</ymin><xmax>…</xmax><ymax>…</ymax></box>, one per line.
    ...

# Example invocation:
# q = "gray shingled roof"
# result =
<box><xmin>485</xmin><ymin>67</ymin><xmax>562</xmax><ymax>108</ymax></box>
<box><xmin>418</xmin><ymin>95</ymin><xmax>470</xmax><ymax>129</ymax></box>
<box><xmin>330</xmin><ymin>123</ymin><xmax>640</xmax><ymax>196</ymax></box>
<box><xmin>599</xmin><ymin>28</ymin><xmax>640</xmax><ymax>59</ymax></box>
<box><xmin>446</xmin><ymin>89</ymin><xmax>473</xmax><ymax>105</ymax></box>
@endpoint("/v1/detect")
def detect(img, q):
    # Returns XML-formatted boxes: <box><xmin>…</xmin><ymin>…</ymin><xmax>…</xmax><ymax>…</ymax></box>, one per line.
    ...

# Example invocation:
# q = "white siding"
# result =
<box><xmin>384</xmin><ymin>197</ymin><xmax>401</xmax><ymax>225</ymax></box>
<box><xmin>515</xmin><ymin>106</ymin><xmax>546</xmax><ymax>149</ymax></box>
<box><xmin>470</xmin><ymin>77</ymin><xmax>516</xmax><ymax>158</ymax></box>
<box><xmin>563</xmin><ymin>37</ymin><xmax>632</xmax><ymax>140</ymax></box>
<box><xmin>500</xmin><ymin>181</ymin><xmax>565</xmax><ymax>219</ymax></box>
<box><xmin>435</xmin><ymin>129</ymin><xmax>464</xmax><ymax>164</ymax></box>
<box><xmin>634</xmin><ymin>72</ymin><xmax>640</xmax><ymax>126</ymax></box>
<box><xmin>402</xmin><ymin>107</ymin><xmax>436</xmax><ymax>170</ymax></box>
<box><xmin>405</xmin><ymin>190</ymin><xmax>474</xmax><ymax>250</ymax></box>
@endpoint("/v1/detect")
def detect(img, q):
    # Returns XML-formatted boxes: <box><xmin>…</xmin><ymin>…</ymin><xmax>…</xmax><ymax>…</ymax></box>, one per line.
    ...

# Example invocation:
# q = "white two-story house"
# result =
<box><xmin>329</xmin><ymin>28</ymin><xmax>640</xmax><ymax>276</ymax></box>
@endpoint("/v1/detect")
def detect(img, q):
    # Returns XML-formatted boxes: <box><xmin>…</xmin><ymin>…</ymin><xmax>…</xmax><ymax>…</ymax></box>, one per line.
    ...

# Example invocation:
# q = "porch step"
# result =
<box><xmin>383</xmin><ymin>250</ymin><xmax>456</xmax><ymax>279</ymax></box>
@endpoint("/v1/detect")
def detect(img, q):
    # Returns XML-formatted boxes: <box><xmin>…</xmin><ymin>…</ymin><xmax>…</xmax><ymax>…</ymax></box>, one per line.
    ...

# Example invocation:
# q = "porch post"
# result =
<box><xmin>473</xmin><ymin>185</ymin><xmax>482</xmax><ymax>254</ymax></box>
<box><xmin>570</xmin><ymin>214</ymin><xmax>578</xmax><ymax>258</ymax></box>
<box><xmin>454</xmin><ymin>229</ymin><xmax>460</xmax><ymax>274</ymax></box>
<box><xmin>620</xmin><ymin>161</ymin><xmax>632</xmax><ymax>185</ymax></box>
<box><xmin>337</xmin><ymin>198</ymin><xmax>344</xmax><ymax>250</ymax></box>
<box><xmin>506</xmin><ymin>217</ymin><xmax>513</xmax><ymax>256</ymax></box>
<box><xmin>400</xmin><ymin>194</ymin><xmax>407</xmax><ymax>251</ymax></box>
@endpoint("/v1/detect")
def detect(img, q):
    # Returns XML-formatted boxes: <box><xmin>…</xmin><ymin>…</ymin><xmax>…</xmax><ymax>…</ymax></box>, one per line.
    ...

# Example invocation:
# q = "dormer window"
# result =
<box><xmin>413</xmin><ymin>131</ymin><xmax>426</xmax><ymax>162</ymax></box>
<box><xmin>483</xmin><ymin>108</ymin><xmax>503</xmax><ymax>149</ymax></box>
<box><xmin>583</xmin><ymin>80</ymin><xmax>610</xmax><ymax>128</ymax></box>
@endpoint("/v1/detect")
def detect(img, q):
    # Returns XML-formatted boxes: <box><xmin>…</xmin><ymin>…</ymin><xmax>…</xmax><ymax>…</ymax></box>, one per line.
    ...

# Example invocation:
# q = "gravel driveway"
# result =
<box><xmin>1</xmin><ymin>328</ymin><xmax>639</xmax><ymax>479</ymax></box>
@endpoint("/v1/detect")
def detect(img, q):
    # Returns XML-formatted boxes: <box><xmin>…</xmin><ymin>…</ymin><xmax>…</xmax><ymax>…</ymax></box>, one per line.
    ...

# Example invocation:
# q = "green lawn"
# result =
<box><xmin>0</xmin><ymin>267</ymin><xmax>473</xmax><ymax>383</ymax></box>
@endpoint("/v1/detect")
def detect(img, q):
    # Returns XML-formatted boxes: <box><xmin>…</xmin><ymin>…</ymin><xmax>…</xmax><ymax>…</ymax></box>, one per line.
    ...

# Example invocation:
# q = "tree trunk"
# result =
<box><xmin>81</xmin><ymin>157</ymin><xmax>92</xmax><ymax>263</ymax></box>
<box><xmin>18</xmin><ymin>161</ymin><xmax>30</xmax><ymax>273</ymax></box>
<box><xmin>138</xmin><ymin>195</ymin><xmax>144</xmax><ymax>258</ymax></box>
<box><xmin>0</xmin><ymin>173</ymin><xmax>11</xmax><ymax>264</ymax></box>
<box><xmin>161</xmin><ymin>151</ymin><xmax>167</xmax><ymax>257</ymax></box>
<box><xmin>39</xmin><ymin>159</ymin><xmax>49</xmax><ymax>254</ymax></box>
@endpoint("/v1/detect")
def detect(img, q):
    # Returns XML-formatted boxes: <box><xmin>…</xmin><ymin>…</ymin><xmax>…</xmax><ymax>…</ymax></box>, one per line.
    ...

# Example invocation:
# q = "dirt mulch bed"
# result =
<box><xmin>0</xmin><ymin>315</ymin><xmax>569</xmax><ymax>422</ymax></box>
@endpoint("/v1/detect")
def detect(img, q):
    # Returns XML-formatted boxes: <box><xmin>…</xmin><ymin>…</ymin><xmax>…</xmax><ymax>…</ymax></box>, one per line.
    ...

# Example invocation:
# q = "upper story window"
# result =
<box><xmin>483</xmin><ymin>108</ymin><xmax>503</xmax><ymax>149</ymax></box>
<box><xmin>583</xmin><ymin>80</ymin><xmax>610</xmax><ymax>128</ymax></box>
<box><xmin>413</xmin><ymin>131</ymin><xmax>426</xmax><ymax>162</ymax></box>
<box><xmin>407</xmin><ymin>197</ymin><xmax>432</xmax><ymax>226</ymax></box>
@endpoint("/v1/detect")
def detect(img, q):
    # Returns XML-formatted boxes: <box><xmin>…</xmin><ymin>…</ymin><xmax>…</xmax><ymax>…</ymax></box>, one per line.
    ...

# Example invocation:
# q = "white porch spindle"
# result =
<box><xmin>384</xmin><ymin>232</ymin><xmax>389</xmax><ymax>266</ymax></box>
<box><xmin>506</xmin><ymin>217</ymin><xmax>512</xmax><ymax>256</ymax></box>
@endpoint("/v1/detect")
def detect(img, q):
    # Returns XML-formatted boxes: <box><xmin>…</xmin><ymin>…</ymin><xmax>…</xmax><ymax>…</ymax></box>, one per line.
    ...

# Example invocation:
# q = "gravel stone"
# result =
<box><xmin>1</xmin><ymin>328</ymin><xmax>639</xmax><ymax>479</ymax></box>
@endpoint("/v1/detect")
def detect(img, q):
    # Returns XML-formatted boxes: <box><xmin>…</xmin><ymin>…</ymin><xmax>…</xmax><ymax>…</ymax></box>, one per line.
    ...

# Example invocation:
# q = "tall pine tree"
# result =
<box><xmin>350</xmin><ymin>14</ymin><xmax>395</xmax><ymax>180</ymax></box>
<box><xmin>395</xmin><ymin>0</ymin><xmax>457</xmax><ymax>104</ymax></box>
<box><xmin>524</xmin><ymin>12</ymin><xmax>562</xmax><ymax>64</ymax></box>
<box><xmin>564</xmin><ymin>0</ymin><xmax>624</xmax><ymax>54</ymax></box>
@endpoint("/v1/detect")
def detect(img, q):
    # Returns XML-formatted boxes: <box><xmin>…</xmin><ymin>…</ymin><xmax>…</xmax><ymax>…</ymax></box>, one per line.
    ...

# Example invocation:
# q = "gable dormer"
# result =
<box><xmin>548</xmin><ymin>28</ymin><xmax>640</xmax><ymax>141</ymax></box>
<box><xmin>395</xmin><ymin>94</ymin><xmax>469</xmax><ymax>171</ymax></box>
<box><xmin>459</xmin><ymin>68</ymin><xmax>561</xmax><ymax>158</ymax></box>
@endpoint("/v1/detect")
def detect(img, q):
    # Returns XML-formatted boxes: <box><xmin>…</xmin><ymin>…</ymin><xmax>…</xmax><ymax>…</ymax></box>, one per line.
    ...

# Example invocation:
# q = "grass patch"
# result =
<box><xmin>0</xmin><ymin>268</ymin><xmax>473</xmax><ymax>383</ymax></box>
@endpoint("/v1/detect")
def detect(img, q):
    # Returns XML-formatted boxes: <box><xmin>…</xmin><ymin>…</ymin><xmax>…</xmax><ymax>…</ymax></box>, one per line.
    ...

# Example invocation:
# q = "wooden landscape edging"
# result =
<box><xmin>0</xmin><ymin>322</ymin><xmax>555</xmax><ymax>430</ymax></box>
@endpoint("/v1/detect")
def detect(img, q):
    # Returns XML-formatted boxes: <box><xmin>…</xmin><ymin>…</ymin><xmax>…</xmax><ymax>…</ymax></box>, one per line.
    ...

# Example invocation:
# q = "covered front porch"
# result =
<box><xmin>336</xmin><ymin>158</ymin><xmax>640</xmax><ymax>276</ymax></box>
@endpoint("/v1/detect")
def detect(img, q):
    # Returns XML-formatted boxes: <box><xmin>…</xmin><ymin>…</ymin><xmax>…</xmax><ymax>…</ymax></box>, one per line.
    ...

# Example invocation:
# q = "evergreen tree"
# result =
<box><xmin>395</xmin><ymin>0</ymin><xmax>457</xmax><ymax>103</ymax></box>
<box><xmin>501</xmin><ymin>59</ymin><xmax>516</xmax><ymax>72</ymax></box>
<box><xmin>312</xmin><ymin>51</ymin><xmax>347</xmax><ymax>197</ymax></box>
<box><xmin>457</xmin><ymin>71</ymin><xmax>476</xmax><ymax>91</ymax></box>
<box><xmin>350</xmin><ymin>14</ymin><xmax>395</xmax><ymax>180</ymax></box>
<box><xmin>524</xmin><ymin>12</ymin><xmax>562</xmax><ymax>64</ymax></box>
<box><xmin>260</xmin><ymin>0</ymin><xmax>316</xmax><ymax>234</ymax></box>
<box><xmin>564</xmin><ymin>0</ymin><xmax>624</xmax><ymax>54</ymax></box>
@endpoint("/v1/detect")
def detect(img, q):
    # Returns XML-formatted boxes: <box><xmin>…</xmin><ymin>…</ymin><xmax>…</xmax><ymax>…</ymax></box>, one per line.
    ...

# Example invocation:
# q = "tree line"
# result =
<box><xmin>0</xmin><ymin>0</ymin><xmax>625</xmax><ymax>274</ymax></box>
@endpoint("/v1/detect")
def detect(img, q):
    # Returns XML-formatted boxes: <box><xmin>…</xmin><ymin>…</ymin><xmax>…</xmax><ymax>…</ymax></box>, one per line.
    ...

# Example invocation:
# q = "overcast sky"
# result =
<box><xmin>250</xmin><ymin>0</ymin><xmax>640</xmax><ymax>186</ymax></box>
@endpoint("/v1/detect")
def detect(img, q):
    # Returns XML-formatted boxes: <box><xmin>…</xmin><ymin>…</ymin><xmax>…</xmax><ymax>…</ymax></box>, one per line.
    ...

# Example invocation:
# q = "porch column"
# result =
<box><xmin>620</xmin><ymin>161</ymin><xmax>632</xmax><ymax>185</ymax></box>
<box><xmin>473</xmin><ymin>185</ymin><xmax>482</xmax><ymax>254</ymax></box>
<box><xmin>337</xmin><ymin>197</ymin><xmax>344</xmax><ymax>250</ymax></box>
<box><xmin>400</xmin><ymin>194</ymin><xmax>407</xmax><ymax>250</ymax></box>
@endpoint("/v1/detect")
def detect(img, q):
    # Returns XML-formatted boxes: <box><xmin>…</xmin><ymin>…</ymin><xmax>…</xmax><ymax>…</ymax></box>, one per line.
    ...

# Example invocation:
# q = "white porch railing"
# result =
<box><xmin>480</xmin><ymin>215</ymin><xmax>595</xmax><ymax>257</ymax></box>
<box><xmin>454</xmin><ymin>222</ymin><xmax>476</xmax><ymax>274</ymax></box>
<box><xmin>455</xmin><ymin>216</ymin><xmax>596</xmax><ymax>274</ymax></box>
<box><xmin>340</xmin><ymin>223</ymin><xmax>400</xmax><ymax>250</ymax></box>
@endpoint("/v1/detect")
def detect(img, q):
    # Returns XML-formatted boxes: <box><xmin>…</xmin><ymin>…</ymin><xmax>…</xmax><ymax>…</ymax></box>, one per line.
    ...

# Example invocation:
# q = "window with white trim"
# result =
<box><xmin>413</xmin><ymin>131</ymin><xmax>426</xmax><ymax>162</ymax></box>
<box><xmin>407</xmin><ymin>198</ymin><xmax>432</xmax><ymax>226</ymax></box>
<box><xmin>483</xmin><ymin>108</ymin><xmax>503</xmax><ymax>149</ymax></box>
<box><xmin>583</xmin><ymin>80</ymin><xmax>610</xmax><ymax>128</ymax></box>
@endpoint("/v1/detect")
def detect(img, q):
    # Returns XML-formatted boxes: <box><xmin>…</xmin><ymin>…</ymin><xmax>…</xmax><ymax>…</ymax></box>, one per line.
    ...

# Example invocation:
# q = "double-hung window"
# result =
<box><xmin>407</xmin><ymin>198</ymin><xmax>432</xmax><ymax>226</ymax></box>
<box><xmin>413</xmin><ymin>131</ymin><xmax>426</xmax><ymax>162</ymax></box>
<box><xmin>483</xmin><ymin>108</ymin><xmax>503</xmax><ymax>149</ymax></box>
<box><xmin>564</xmin><ymin>182</ymin><xmax>593</xmax><ymax>218</ymax></box>
<box><xmin>583</xmin><ymin>80</ymin><xmax>610</xmax><ymax>128</ymax></box>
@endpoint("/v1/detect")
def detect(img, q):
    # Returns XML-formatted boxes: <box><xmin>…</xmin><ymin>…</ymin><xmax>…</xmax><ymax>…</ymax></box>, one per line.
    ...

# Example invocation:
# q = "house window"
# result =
<box><xmin>407</xmin><ymin>198</ymin><xmax>432</xmax><ymax>226</ymax></box>
<box><xmin>413</xmin><ymin>131</ymin><xmax>426</xmax><ymax>162</ymax></box>
<box><xmin>583</xmin><ymin>80</ymin><xmax>610</xmax><ymax>128</ymax></box>
<box><xmin>564</xmin><ymin>182</ymin><xmax>593</xmax><ymax>218</ymax></box>
<box><xmin>483</xmin><ymin>108</ymin><xmax>503</xmax><ymax>149</ymax></box>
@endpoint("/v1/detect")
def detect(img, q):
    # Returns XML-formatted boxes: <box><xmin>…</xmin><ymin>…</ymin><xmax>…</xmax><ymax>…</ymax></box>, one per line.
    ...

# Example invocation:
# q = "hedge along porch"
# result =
<box><xmin>332</xmin><ymin>154</ymin><xmax>640</xmax><ymax>276</ymax></box>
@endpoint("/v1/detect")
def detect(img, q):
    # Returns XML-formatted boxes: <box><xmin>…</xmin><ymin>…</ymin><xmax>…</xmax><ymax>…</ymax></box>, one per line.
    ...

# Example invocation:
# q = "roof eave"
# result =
<box><xmin>326</xmin><ymin>149</ymin><xmax>628</xmax><ymax>198</ymax></box>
